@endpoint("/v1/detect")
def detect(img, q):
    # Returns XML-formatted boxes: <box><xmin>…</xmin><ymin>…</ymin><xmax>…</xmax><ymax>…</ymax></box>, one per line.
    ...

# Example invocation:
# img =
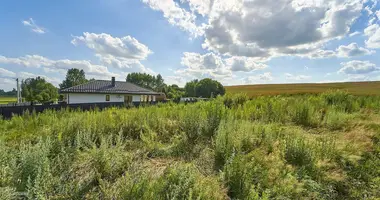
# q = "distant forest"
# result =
<box><xmin>0</xmin><ymin>88</ymin><xmax>17</xmax><ymax>96</ymax></box>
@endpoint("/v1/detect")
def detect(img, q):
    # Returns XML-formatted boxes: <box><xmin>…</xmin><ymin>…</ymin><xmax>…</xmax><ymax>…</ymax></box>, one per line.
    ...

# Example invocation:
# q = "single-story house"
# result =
<box><xmin>60</xmin><ymin>77</ymin><xmax>161</xmax><ymax>104</ymax></box>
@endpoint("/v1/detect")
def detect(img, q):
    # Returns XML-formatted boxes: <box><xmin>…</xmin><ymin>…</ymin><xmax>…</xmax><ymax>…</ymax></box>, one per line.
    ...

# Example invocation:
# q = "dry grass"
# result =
<box><xmin>226</xmin><ymin>81</ymin><xmax>380</xmax><ymax>97</ymax></box>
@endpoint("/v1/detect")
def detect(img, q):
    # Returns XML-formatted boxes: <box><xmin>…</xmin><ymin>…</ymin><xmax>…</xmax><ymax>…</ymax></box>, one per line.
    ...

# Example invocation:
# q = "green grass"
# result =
<box><xmin>0</xmin><ymin>91</ymin><xmax>379</xmax><ymax>199</ymax></box>
<box><xmin>226</xmin><ymin>81</ymin><xmax>380</xmax><ymax>97</ymax></box>
<box><xmin>0</xmin><ymin>96</ymin><xmax>16</xmax><ymax>104</ymax></box>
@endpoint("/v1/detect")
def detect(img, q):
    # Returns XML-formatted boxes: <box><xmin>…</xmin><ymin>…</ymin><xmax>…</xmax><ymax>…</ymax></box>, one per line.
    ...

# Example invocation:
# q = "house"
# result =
<box><xmin>60</xmin><ymin>77</ymin><xmax>161</xmax><ymax>104</ymax></box>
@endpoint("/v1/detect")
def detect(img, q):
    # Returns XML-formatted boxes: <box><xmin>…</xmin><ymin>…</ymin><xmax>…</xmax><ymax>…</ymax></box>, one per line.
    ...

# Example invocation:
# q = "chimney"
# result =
<box><xmin>111</xmin><ymin>77</ymin><xmax>116</xmax><ymax>87</ymax></box>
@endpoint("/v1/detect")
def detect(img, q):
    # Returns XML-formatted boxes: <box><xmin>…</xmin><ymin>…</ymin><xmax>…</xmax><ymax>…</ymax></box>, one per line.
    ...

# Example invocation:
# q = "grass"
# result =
<box><xmin>0</xmin><ymin>96</ymin><xmax>16</xmax><ymax>104</ymax></box>
<box><xmin>0</xmin><ymin>90</ymin><xmax>379</xmax><ymax>199</ymax></box>
<box><xmin>226</xmin><ymin>81</ymin><xmax>380</xmax><ymax>97</ymax></box>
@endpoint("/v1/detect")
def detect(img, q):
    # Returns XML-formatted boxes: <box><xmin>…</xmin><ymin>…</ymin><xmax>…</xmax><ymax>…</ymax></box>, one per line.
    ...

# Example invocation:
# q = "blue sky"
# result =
<box><xmin>0</xmin><ymin>0</ymin><xmax>380</xmax><ymax>91</ymax></box>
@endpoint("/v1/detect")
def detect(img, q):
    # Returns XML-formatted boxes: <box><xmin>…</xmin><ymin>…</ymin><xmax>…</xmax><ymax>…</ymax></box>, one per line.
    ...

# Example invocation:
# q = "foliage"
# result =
<box><xmin>0</xmin><ymin>88</ymin><xmax>17</xmax><ymax>96</ymax></box>
<box><xmin>126</xmin><ymin>72</ymin><xmax>165</xmax><ymax>92</ymax></box>
<box><xmin>21</xmin><ymin>77</ymin><xmax>58</xmax><ymax>103</ymax></box>
<box><xmin>165</xmin><ymin>84</ymin><xmax>185</xmax><ymax>101</ymax></box>
<box><xmin>185</xmin><ymin>78</ymin><xmax>225</xmax><ymax>98</ymax></box>
<box><xmin>0</xmin><ymin>90</ymin><xmax>379</xmax><ymax>199</ymax></box>
<box><xmin>59</xmin><ymin>68</ymin><xmax>88</xmax><ymax>89</ymax></box>
<box><xmin>184</xmin><ymin>79</ymin><xmax>198</xmax><ymax>97</ymax></box>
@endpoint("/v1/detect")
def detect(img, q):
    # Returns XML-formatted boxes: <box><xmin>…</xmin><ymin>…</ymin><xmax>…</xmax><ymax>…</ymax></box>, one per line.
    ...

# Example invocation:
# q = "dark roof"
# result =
<box><xmin>60</xmin><ymin>80</ymin><xmax>160</xmax><ymax>95</ymax></box>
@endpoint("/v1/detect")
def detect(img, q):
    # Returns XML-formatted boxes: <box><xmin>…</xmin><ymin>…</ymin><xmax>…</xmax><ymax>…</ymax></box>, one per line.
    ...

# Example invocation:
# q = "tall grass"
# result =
<box><xmin>0</xmin><ymin>90</ymin><xmax>379</xmax><ymax>199</ymax></box>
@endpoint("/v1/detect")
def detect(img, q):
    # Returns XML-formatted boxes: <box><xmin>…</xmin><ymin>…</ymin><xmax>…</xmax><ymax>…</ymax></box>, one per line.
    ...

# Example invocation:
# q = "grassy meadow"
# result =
<box><xmin>226</xmin><ymin>81</ymin><xmax>380</xmax><ymax>97</ymax></box>
<box><xmin>0</xmin><ymin>96</ymin><xmax>16</xmax><ymax>105</ymax></box>
<box><xmin>1</xmin><ymin>91</ymin><xmax>380</xmax><ymax>199</ymax></box>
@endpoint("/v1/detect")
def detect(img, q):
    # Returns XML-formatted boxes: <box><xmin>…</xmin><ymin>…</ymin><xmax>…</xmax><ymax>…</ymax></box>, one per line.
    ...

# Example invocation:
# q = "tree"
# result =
<box><xmin>0</xmin><ymin>88</ymin><xmax>17</xmax><ymax>96</ymax></box>
<box><xmin>194</xmin><ymin>78</ymin><xmax>225</xmax><ymax>98</ymax></box>
<box><xmin>166</xmin><ymin>84</ymin><xmax>185</xmax><ymax>102</ymax></box>
<box><xmin>126</xmin><ymin>72</ymin><xmax>166</xmax><ymax>92</ymax></box>
<box><xmin>21</xmin><ymin>77</ymin><xmax>58</xmax><ymax>103</ymax></box>
<box><xmin>184</xmin><ymin>79</ymin><xmax>198</xmax><ymax>97</ymax></box>
<box><xmin>155</xmin><ymin>74</ymin><xmax>166</xmax><ymax>93</ymax></box>
<box><xmin>59</xmin><ymin>68</ymin><xmax>88</xmax><ymax>89</ymax></box>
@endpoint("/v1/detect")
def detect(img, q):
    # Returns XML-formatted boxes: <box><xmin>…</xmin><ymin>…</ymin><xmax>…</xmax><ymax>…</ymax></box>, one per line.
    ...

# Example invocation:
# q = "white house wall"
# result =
<box><xmin>68</xmin><ymin>93</ymin><xmax>124</xmax><ymax>104</ymax></box>
<box><xmin>66</xmin><ymin>93</ymin><xmax>156</xmax><ymax>104</ymax></box>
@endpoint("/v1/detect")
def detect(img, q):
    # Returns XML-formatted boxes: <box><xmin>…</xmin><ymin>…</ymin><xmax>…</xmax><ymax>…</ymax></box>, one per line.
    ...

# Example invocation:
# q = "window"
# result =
<box><xmin>106</xmin><ymin>95</ymin><xmax>110</xmax><ymax>102</ymax></box>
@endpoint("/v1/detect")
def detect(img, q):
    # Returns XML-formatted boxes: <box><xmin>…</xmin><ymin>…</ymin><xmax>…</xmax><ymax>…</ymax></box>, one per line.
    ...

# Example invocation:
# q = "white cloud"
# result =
<box><xmin>97</xmin><ymin>54</ymin><xmax>156</xmax><ymax>74</ymax></box>
<box><xmin>72</xmin><ymin>32</ymin><xmax>155</xmax><ymax>74</ymax></box>
<box><xmin>18</xmin><ymin>71</ymin><xmax>61</xmax><ymax>86</ymax></box>
<box><xmin>164</xmin><ymin>75</ymin><xmax>187</xmax><ymax>87</ymax></box>
<box><xmin>349</xmin><ymin>31</ymin><xmax>361</xmax><ymax>37</ymax></box>
<box><xmin>180</xmin><ymin>0</ymin><xmax>212</xmax><ymax>17</ymax></box>
<box><xmin>244</xmin><ymin>72</ymin><xmax>274</xmax><ymax>84</ymax></box>
<box><xmin>22</xmin><ymin>18</ymin><xmax>46</xmax><ymax>34</ymax></box>
<box><xmin>0</xmin><ymin>67</ymin><xmax>16</xmax><ymax>78</ymax></box>
<box><xmin>285</xmin><ymin>73</ymin><xmax>311</xmax><ymax>81</ymax></box>
<box><xmin>72</xmin><ymin>32</ymin><xmax>152</xmax><ymax>60</ymax></box>
<box><xmin>0</xmin><ymin>78</ymin><xmax>15</xmax><ymax>90</ymax></box>
<box><xmin>338</xmin><ymin>60</ymin><xmax>379</xmax><ymax>74</ymax></box>
<box><xmin>178</xmin><ymin>52</ymin><xmax>267</xmax><ymax>80</ymax></box>
<box><xmin>281</xmin><ymin>42</ymin><xmax>373</xmax><ymax>59</ymax></box>
<box><xmin>0</xmin><ymin>55</ymin><xmax>118</xmax><ymax>78</ymax></box>
<box><xmin>0</xmin><ymin>69</ymin><xmax>61</xmax><ymax>90</ymax></box>
<box><xmin>364</xmin><ymin>24</ymin><xmax>380</xmax><ymax>48</ymax></box>
<box><xmin>336</xmin><ymin>43</ymin><xmax>375</xmax><ymax>57</ymax></box>
<box><xmin>202</xmin><ymin>0</ymin><xmax>364</xmax><ymax>59</ymax></box>
<box><xmin>345</xmin><ymin>74</ymin><xmax>372</xmax><ymax>81</ymax></box>
<box><xmin>142</xmin><ymin>0</ymin><xmax>204</xmax><ymax>37</ymax></box>
<box><xmin>226</xmin><ymin>57</ymin><xmax>267</xmax><ymax>72</ymax></box>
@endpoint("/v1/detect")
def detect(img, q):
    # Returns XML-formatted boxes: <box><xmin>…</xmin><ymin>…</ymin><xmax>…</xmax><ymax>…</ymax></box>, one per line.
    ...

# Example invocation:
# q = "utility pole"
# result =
<box><xmin>16</xmin><ymin>78</ymin><xmax>21</xmax><ymax>103</ymax></box>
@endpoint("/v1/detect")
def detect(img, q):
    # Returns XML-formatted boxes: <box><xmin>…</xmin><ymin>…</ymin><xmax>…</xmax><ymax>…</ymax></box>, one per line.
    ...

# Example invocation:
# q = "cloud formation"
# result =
<box><xmin>0</xmin><ymin>55</ymin><xmax>117</xmax><ymax>78</ymax></box>
<box><xmin>285</xmin><ymin>73</ymin><xmax>311</xmax><ymax>81</ymax></box>
<box><xmin>72</xmin><ymin>32</ymin><xmax>154</xmax><ymax>73</ymax></box>
<box><xmin>178</xmin><ymin>52</ymin><xmax>267</xmax><ymax>80</ymax></box>
<box><xmin>365</xmin><ymin>24</ymin><xmax>380</xmax><ymax>48</ymax></box>
<box><xmin>339</xmin><ymin>60</ymin><xmax>379</xmax><ymax>74</ymax></box>
<box><xmin>0</xmin><ymin>67</ymin><xmax>16</xmax><ymax>78</ymax></box>
<box><xmin>244</xmin><ymin>72</ymin><xmax>274</xmax><ymax>84</ymax></box>
<box><xmin>142</xmin><ymin>0</ymin><xmax>204</xmax><ymax>37</ymax></box>
<box><xmin>336</xmin><ymin>43</ymin><xmax>375</xmax><ymax>57</ymax></box>
<box><xmin>22</xmin><ymin>18</ymin><xmax>46</xmax><ymax>34</ymax></box>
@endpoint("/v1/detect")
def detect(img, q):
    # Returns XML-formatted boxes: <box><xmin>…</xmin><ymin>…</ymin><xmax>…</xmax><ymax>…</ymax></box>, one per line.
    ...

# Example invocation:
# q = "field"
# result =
<box><xmin>0</xmin><ymin>96</ymin><xmax>16</xmax><ymax>104</ymax></box>
<box><xmin>1</xmin><ymin>91</ymin><xmax>380</xmax><ymax>199</ymax></box>
<box><xmin>226</xmin><ymin>81</ymin><xmax>380</xmax><ymax>97</ymax></box>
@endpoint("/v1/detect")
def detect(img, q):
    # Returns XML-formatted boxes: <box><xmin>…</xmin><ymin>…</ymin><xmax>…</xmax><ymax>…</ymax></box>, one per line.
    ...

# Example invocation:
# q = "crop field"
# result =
<box><xmin>0</xmin><ymin>96</ymin><xmax>16</xmax><ymax>104</ymax></box>
<box><xmin>226</xmin><ymin>81</ymin><xmax>380</xmax><ymax>97</ymax></box>
<box><xmin>1</xmin><ymin>91</ymin><xmax>380</xmax><ymax>199</ymax></box>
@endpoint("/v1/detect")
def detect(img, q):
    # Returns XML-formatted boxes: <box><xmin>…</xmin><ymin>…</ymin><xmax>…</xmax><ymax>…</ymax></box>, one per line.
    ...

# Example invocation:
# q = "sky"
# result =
<box><xmin>0</xmin><ymin>0</ymin><xmax>380</xmax><ymax>91</ymax></box>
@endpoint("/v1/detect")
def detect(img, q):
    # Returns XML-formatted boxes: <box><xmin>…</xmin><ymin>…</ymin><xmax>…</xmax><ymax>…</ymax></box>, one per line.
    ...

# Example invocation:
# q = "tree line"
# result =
<box><xmin>2</xmin><ymin>69</ymin><xmax>225</xmax><ymax>103</ymax></box>
<box><xmin>0</xmin><ymin>88</ymin><xmax>17</xmax><ymax>96</ymax></box>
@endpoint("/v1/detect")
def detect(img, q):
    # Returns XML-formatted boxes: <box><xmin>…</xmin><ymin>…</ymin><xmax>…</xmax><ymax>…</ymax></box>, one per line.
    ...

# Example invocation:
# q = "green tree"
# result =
<box><xmin>166</xmin><ymin>84</ymin><xmax>185</xmax><ymax>102</ymax></box>
<box><xmin>126</xmin><ymin>72</ymin><xmax>166</xmax><ymax>92</ymax></box>
<box><xmin>0</xmin><ymin>88</ymin><xmax>17</xmax><ymax>96</ymax></box>
<box><xmin>184</xmin><ymin>79</ymin><xmax>198</xmax><ymax>97</ymax></box>
<box><xmin>195</xmin><ymin>78</ymin><xmax>225</xmax><ymax>98</ymax></box>
<box><xmin>21</xmin><ymin>77</ymin><xmax>58</xmax><ymax>103</ymax></box>
<box><xmin>59</xmin><ymin>68</ymin><xmax>88</xmax><ymax>89</ymax></box>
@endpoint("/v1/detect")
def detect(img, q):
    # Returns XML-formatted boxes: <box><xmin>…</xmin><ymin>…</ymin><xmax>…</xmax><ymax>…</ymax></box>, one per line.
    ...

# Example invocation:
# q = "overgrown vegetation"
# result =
<box><xmin>0</xmin><ymin>91</ymin><xmax>379</xmax><ymax>199</ymax></box>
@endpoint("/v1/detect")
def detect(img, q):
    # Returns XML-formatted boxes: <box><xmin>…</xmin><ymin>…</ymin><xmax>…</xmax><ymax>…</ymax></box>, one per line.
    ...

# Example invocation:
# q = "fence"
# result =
<box><xmin>0</xmin><ymin>102</ymin><xmax>155</xmax><ymax>119</ymax></box>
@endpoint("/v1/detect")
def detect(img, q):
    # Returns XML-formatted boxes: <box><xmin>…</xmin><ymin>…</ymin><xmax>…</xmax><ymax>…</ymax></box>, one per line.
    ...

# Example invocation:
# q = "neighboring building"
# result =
<box><xmin>60</xmin><ymin>77</ymin><xmax>161</xmax><ymax>104</ymax></box>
